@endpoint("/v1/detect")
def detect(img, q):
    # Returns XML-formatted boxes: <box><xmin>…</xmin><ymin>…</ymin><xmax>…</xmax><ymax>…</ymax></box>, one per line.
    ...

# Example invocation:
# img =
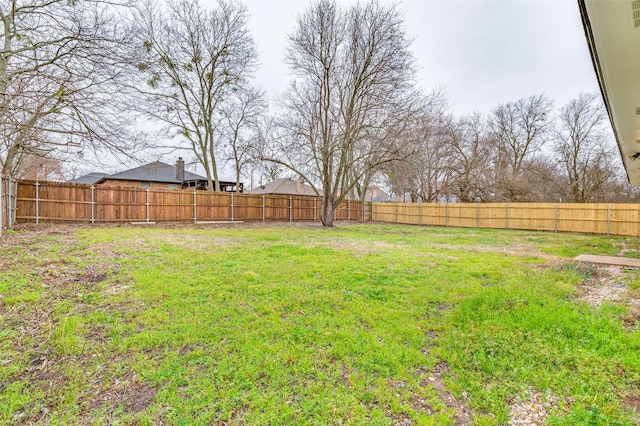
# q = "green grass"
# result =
<box><xmin>0</xmin><ymin>224</ymin><xmax>639</xmax><ymax>425</ymax></box>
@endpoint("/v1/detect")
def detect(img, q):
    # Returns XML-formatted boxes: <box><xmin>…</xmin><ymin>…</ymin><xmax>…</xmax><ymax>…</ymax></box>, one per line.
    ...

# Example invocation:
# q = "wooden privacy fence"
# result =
<box><xmin>371</xmin><ymin>202</ymin><xmax>640</xmax><ymax>237</ymax></box>
<box><xmin>15</xmin><ymin>180</ymin><xmax>363</xmax><ymax>224</ymax></box>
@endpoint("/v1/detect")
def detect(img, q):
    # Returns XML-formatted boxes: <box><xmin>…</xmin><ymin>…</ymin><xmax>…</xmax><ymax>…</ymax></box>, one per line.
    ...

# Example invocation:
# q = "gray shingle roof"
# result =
<box><xmin>106</xmin><ymin>161</ymin><xmax>206</xmax><ymax>183</ymax></box>
<box><xmin>246</xmin><ymin>178</ymin><xmax>318</xmax><ymax>196</ymax></box>
<box><xmin>68</xmin><ymin>172</ymin><xmax>109</xmax><ymax>184</ymax></box>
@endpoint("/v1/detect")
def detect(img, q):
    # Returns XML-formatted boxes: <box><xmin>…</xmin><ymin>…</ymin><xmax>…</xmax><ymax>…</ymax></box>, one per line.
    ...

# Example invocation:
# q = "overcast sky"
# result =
<box><xmin>241</xmin><ymin>0</ymin><xmax>600</xmax><ymax>115</ymax></box>
<box><xmin>95</xmin><ymin>0</ymin><xmax>604</xmax><ymax>178</ymax></box>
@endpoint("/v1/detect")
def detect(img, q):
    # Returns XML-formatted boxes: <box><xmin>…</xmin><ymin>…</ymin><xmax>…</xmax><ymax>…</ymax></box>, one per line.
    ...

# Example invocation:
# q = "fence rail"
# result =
<box><xmin>371</xmin><ymin>202</ymin><xmax>640</xmax><ymax>237</ymax></box>
<box><xmin>15</xmin><ymin>180</ymin><xmax>363</xmax><ymax>224</ymax></box>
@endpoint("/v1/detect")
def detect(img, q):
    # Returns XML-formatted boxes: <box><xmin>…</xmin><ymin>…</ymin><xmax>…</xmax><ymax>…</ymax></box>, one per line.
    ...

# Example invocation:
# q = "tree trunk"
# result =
<box><xmin>321</xmin><ymin>191</ymin><xmax>336</xmax><ymax>227</ymax></box>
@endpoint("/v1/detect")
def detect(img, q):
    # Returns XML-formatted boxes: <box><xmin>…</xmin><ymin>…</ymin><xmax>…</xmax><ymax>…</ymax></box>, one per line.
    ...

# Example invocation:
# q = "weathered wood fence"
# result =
<box><xmin>1</xmin><ymin>175</ymin><xmax>18</xmax><ymax>236</ymax></box>
<box><xmin>371</xmin><ymin>202</ymin><xmax>640</xmax><ymax>237</ymax></box>
<box><xmin>15</xmin><ymin>180</ymin><xmax>364</xmax><ymax>224</ymax></box>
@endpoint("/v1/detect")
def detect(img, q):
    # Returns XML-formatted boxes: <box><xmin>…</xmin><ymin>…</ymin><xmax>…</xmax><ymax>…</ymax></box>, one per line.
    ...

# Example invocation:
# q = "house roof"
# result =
<box><xmin>68</xmin><ymin>172</ymin><xmax>109</xmax><ymax>184</ymax></box>
<box><xmin>247</xmin><ymin>178</ymin><xmax>318</xmax><ymax>197</ymax></box>
<box><xmin>102</xmin><ymin>161</ymin><xmax>206</xmax><ymax>184</ymax></box>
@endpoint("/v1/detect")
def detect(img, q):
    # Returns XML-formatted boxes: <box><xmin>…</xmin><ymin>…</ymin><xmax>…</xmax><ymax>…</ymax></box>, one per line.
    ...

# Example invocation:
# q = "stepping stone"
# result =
<box><xmin>574</xmin><ymin>254</ymin><xmax>640</xmax><ymax>268</ymax></box>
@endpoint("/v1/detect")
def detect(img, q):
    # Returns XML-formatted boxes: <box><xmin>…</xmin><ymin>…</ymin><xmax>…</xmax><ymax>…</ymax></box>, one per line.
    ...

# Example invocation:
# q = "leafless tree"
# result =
<box><xmin>0</xmin><ymin>0</ymin><xmax>135</xmax><ymax>177</ymax></box>
<box><xmin>220</xmin><ymin>87</ymin><xmax>266</xmax><ymax>192</ymax></box>
<box><xmin>12</xmin><ymin>152</ymin><xmax>64</xmax><ymax>181</ymax></box>
<box><xmin>490</xmin><ymin>94</ymin><xmax>553</xmax><ymax>173</ymax></box>
<box><xmin>447</xmin><ymin>113</ymin><xmax>495</xmax><ymax>202</ymax></box>
<box><xmin>264</xmin><ymin>0</ymin><xmax>420</xmax><ymax>226</ymax></box>
<box><xmin>128</xmin><ymin>0</ymin><xmax>258</xmax><ymax>191</ymax></box>
<box><xmin>386</xmin><ymin>111</ymin><xmax>453</xmax><ymax>202</ymax></box>
<box><xmin>553</xmin><ymin>93</ymin><xmax>617</xmax><ymax>202</ymax></box>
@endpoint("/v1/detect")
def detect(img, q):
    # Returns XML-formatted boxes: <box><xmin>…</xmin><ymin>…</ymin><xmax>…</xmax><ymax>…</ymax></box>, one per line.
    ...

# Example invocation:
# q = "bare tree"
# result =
<box><xmin>220</xmin><ymin>87</ymin><xmax>266</xmax><ymax>192</ymax></box>
<box><xmin>446</xmin><ymin>113</ymin><xmax>495</xmax><ymax>202</ymax></box>
<box><xmin>553</xmin><ymin>93</ymin><xmax>617</xmax><ymax>202</ymax></box>
<box><xmin>386</xmin><ymin>111</ymin><xmax>452</xmax><ymax>202</ymax></box>
<box><xmin>12</xmin><ymin>152</ymin><xmax>64</xmax><ymax>181</ymax></box>
<box><xmin>264</xmin><ymin>0</ymin><xmax>419</xmax><ymax>226</ymax></box>
<box><xmin>0</xmin><ymin>0</ymin><xmax>135</xmax><ymax>177</ymax></box>
<box><xmin>128</xmin><ymin>0</ymin><xmax>258</xmax><ymax>191</ymax></box>
<box><xmin>490</xmin><ymin>94</ymin><xmax>553</xmax><ymax>173</ymax></box>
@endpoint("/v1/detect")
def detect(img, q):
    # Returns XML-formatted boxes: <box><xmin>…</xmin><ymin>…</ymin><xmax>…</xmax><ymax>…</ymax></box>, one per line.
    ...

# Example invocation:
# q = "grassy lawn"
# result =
<box><xmin>0</xmin><ymin>223</ymin><xmax>639</xmax><ymax>425</ymax></box>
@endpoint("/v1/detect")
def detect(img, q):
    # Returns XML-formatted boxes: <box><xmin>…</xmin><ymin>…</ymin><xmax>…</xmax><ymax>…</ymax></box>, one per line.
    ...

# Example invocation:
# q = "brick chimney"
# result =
<box><xmin>176</xmin><ymin>157</ymin><xmax>185</xmax><ymax>181</ymax></box>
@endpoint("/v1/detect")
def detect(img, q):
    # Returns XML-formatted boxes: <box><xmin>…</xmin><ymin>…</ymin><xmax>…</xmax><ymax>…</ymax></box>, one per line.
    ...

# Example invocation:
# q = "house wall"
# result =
<box><xmin>100</xmin><ymin>179</ymin><xmax>181</xmax><ymax>190</ymax></box>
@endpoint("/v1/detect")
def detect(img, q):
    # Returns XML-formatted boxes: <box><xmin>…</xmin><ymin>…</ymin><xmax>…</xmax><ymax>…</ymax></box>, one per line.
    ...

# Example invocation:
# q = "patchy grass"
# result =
<box><xmin>0</xmin><ymin>223</ymin><xmax>639</xmax><ymax>425</ymax></box>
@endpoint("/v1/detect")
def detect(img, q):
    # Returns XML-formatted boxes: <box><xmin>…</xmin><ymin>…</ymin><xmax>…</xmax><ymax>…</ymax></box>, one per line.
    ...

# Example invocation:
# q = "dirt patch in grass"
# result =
<box><xmin>622</xmin><ymin>392</ymin><xmax>640</xmax><ymax>417</ymax></box>
<box><xmin>428</xmin><ymin>242</ymin><xmax>562</xmax><ymax>262</ymax></box>
<box><xmin>89</xmin><ymin>378</ymin><xmax>157</xmax><ymax>415</ymax></box>
<box><xmin>317</xmin><ymin>238</ymin><xmax>406</xmax><ymax>254</ymax></box>
<box><xmin>425</xmin><ymin>362</ymin><xmax>473</xmax><ymax>425</ymax></box>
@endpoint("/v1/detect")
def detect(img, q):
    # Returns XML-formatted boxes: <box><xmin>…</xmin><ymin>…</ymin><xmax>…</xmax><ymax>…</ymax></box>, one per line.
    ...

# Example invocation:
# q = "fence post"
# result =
<box><xmin>145</xmin><ymin>188</ymin><xmax>150</xmax><ymax>223</ymax></box>
<box><xmin>505</xmin><ymin>203</ymin><xmax>509</xmax><ymax>230</ymax></box>
<box><xmin>7</xmin><ymin>176</ymin><xmax>11</xmax><ymax>228</ymax></box>
<box><xmin>35</xmin><ymin>181</ymin><xmax>39</xmax><ymax>224</ymax></box>
<box><xmin>476</xmin><ymin>202</ymin><xmax>480</xmax><ymax>228</ymax></box>
<box><xmin>289</xmin><ymin>196</ymin><xmax>292</xmax><ymax>222</ymax></box>
<box><xmin>231</xmin><ymin>192</ymin><xmax>234</xmax><ymax>222</ymax></box>
<box><xmin>193</xmin><ymin>191</ymin><xmax>197</xmax><ymax>224</ymax></box>
<box><xmin>0</xmin><ymin>174</ymin><xmax>3</xmax><ymax>236</ymax></box>
<box><xmin>445</xmin><ymin>203</ymin><xmax>449</xmax><ymax>227</ymax></box>
<box><xmin>91</xmin><ymin>185</ymin><xmax>95</xmax><ymax>224</ymax></box>
<box><xmin>348</xmin><ymin>198</ymin><xmax>351</xmax><ymax>221</ymax></box>
<box><xmin>554</xmin><ymin>204</ymin><xmax>558</xmax><ymax>233</ymax></box>
<box><xmin>262</xmin><ymin>194</ymin><xmax>265</xmax><ymax>222</ymax></box>
<box><xmin>607</xmin><ymin>204</ymin><xmax>611</xmax><ymax>236</ymax></box>
<box><xmin>314</xmin><ymin>197</ymin><xmax>317</xmax><ymax>222</ymax></box>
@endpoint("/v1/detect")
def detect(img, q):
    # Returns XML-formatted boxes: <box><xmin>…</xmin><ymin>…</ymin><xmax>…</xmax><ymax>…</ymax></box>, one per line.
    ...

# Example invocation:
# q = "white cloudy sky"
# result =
<box><xmin>93</xmin><ymin>0</ymin><xmax>603</xmax><ymax>178</ymax></box>
<box><xmin>241</xmin><ymin>0</ymin><xmax>599</xmax><ymax>115</ymax></box>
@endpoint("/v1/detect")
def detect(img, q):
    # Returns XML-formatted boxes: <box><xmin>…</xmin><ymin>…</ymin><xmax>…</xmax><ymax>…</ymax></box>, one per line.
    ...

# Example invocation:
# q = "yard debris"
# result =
<box><xmin>508</xmin><ymin>388</ymin><xmax>558</xmax><ymax>426</ymax></box>
<box><xmin>575</xmin><ymin>264</ymin><xmax>640</xmax><ymax>328</ymax></box>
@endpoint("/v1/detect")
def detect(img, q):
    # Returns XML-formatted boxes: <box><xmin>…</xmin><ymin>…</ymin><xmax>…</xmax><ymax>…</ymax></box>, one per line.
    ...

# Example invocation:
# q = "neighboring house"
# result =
<box><xmin>246</xmin><ymin>178</ymin><xmax>318</xmax><ymax>197</ymax></box>
<box><xmin>67</xmin><ymin>172</ymin><xmax>108</xmax><ymax>185</ymax></box>
<box><xmin>68</xmin><ymin>158</ymin><xmax>242</xmax><ymax>192</ymax></box>
<box><xmin>366</xmin><ymin>187</ymin><xmax>390</xmax><ymax>202</ymax></box>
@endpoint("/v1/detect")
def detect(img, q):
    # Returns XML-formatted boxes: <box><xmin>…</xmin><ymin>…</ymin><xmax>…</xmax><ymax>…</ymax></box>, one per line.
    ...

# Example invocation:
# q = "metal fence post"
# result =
<box><xmin>289</xmin><ymin>196</ymin><xmax>292</xmax><ymax>222</ymax></box>
<box><xmin>554</xmin><ymin>204</ymin><xmax>558</xmax><ymax>233</ymax></box>
<box><xmin>35</xmin><ymin>181</ymin><xmax>39</xmax><ymax>224</ymax></box>
<box><xmin>231</xmin><ymin>192</ymin><xmax>234</xmax><ymax>222</ymax></box>
<box><xmin>91</xmin><ymin>185</ymin><xmax>95</xmax><ymax>224</ymax></box>
<box><xmin>607</xmin><ymin>204</ymin><xmax>611</xmax><ymax>236</ymax></box>
<box><xmin>193</xmin><ymin>191</ymin><xmax>197</xmax><ymax>223</ymax></box>
<box><xmin>262</xmin><ymin>194</ymin><xmax>265</xmax><ymax>222</ymax></box>
<box><xmin>505</xmin><ymin>203</ymin><xmax>509</xmax><ymax>230</ymax></box>
<box><xmin>145</xmin><ymin>188</ymin><xmax>150</xmax><ymax>223</ymax></box>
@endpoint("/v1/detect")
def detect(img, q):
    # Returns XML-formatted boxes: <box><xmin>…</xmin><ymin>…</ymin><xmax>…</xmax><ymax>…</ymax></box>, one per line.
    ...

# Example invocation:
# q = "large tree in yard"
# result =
<box><xmin>0</xmin><ymin>0</ymin><xmax>132</xmax><ymax>176</ymax></box>
<box><xmin>129</xmin><ymin>0</ymin><xmax>258</xmax><ymax>191</ymax></box>
<box><xmin>264</xmin><ymin>0</ymin><xmax>420</xmax><ymax>226</ymax></box>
